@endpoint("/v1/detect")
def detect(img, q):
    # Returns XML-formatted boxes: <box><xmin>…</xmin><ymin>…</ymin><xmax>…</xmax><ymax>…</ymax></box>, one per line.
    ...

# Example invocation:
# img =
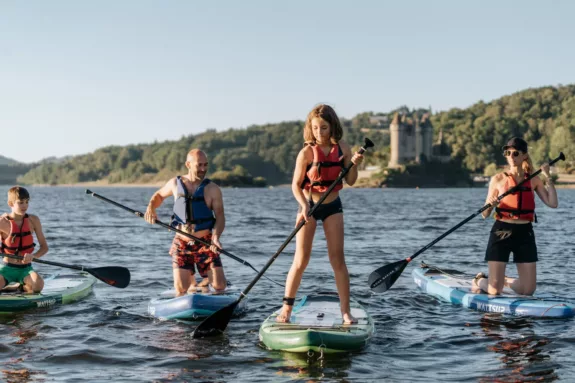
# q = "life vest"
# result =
<box><xmin>300</xmin><ymin>143</ymin><xmax>344</xmax><ymax>193</ymax></box>
<box><xmin>1</xmin><ymin>214</ymin><xmax>36</xmax><ymax>255</ymax></box>
<box><xmin>171</xmin><ymin>177</ymin><xmax>215</xmax><ymax>231</ymax></box>
<box><xmin>495</xmin><ymin>172</ymin><xmax>536</xmax><ymax>222</ymax></box>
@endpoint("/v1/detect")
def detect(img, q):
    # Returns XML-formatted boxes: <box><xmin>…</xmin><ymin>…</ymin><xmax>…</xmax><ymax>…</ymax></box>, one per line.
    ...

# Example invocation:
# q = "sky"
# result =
<box><xmin>1</xmin><ymin>0</ymin><xmax>574</xmax><ymax>163</ymax></box>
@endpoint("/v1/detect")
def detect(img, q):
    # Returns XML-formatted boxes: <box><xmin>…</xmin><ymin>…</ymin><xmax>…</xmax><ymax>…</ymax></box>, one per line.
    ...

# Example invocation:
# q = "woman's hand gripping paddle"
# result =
<box><xmin>368</xmin><ymin>152</ymin><xmax>566</xmax><ymax>294</ymax></box>
<box><xmin>192</xmin><ymin>138</ymin><xmax>375</xmax><ymax>338</ymax></box>
<box><xmin>4</xmin><ymin>254</ymin><xmax>131</xmax><ymax>288</ymax></box>
<box><xmin>85</xmin><ymin>190</ymin><xmax>284</xmax><ymax>287</ymax></box>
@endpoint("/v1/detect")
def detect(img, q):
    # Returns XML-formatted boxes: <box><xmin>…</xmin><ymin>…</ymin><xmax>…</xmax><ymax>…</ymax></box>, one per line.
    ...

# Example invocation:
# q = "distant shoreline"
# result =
<box><xmin>11</xmin><ymin>173</ymin><xmax>575</xmax><ymax>189</ymax></box>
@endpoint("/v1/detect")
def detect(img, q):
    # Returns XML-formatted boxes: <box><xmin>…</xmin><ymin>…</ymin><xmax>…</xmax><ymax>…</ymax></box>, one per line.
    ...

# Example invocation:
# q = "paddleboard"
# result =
<box><xmin>148</xmin><ymin>286</ymin><xmax>247</xmax><ymax>321</ymax></box>
<box><xmin>0</xmin><ymin>273</ymin><xmax>96</xmax><ymax>314</ymax></box>
<box><xmin>259</xmin><ymin>292</ymin><xmax>374</xmax><ymax>353</ymax></box>
<box><xmin>412</xmin><ymin>264</ymin><xmax>575</xmax><ymax>318</ymax></box>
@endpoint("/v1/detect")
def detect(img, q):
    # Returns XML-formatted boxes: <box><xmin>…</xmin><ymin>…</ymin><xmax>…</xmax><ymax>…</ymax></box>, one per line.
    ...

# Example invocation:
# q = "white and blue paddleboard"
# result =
<box><xmin>413</xmin><ymin>265</ymin><xmax>575</xmax><ymax>318</ymax></box>
<box><xmin>148</xmin><ymin>286</ymin><xmax>247</xmax><ymax>321</ymax></box>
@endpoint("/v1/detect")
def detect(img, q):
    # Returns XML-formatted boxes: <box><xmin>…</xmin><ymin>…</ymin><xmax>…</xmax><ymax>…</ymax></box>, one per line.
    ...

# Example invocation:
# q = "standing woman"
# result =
<box><xmin>276</xmin><ymin>104</ymin><xmax>364</xmax><ymax>324</ymax></box>
<box><xmin>473</xmin><ymin>137</ymin><xmax>558</xmax><ymax>296</ymax></box>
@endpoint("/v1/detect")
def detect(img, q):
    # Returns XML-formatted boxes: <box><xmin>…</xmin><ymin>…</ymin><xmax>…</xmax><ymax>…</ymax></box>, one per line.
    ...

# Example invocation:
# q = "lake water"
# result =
<box><xmin>0</xmin><ymin>186</ymin><xmax>574</xmax><ymax>382</ymax></box>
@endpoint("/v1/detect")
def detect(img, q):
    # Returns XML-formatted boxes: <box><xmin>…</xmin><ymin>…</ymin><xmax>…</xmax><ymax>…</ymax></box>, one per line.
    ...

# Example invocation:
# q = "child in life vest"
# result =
<box><xmin>0</xmin><ymin>186</ymin><xmax>49</xmax><ymax>293</ymax></box>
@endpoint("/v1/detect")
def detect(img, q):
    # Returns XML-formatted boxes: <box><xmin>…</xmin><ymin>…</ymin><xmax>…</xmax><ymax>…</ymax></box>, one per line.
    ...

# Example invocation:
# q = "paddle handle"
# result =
<box><xmin>3</xmin><ymin>253</ymin><xmax>84</xmax><ymax>271</ymax></box>
<box><xmin>407</xmin><ymin>152</ymin><xmax>565</xmax><ymax>263</ymax></box>
<box><xmin>235</xmin><ymin>138</ymin><xmax>374</xmax><ymax>302</ymax></box>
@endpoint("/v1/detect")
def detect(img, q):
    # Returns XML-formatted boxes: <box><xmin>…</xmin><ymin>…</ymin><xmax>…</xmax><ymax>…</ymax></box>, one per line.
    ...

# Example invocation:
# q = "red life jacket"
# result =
<box><xmin>495</xmin><ymin>173</ymin><xmax>536</xmax><ymax>222</ymax></box>
<box><xmin>300</xmin><ymin>143</ymin><xmax>344</xmax><ymax>193</ymax></box>
<box><xmin>1</xmin><ymin>214</ymin><xmax>36</xmax><ymax>255</ymax></box>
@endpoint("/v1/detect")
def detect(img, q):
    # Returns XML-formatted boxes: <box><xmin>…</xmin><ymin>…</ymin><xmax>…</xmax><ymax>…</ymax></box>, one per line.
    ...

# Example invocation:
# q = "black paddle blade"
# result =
<box><xmin>368</xmin><ymin>259</ymin><xmax>409</xmax><ymax>293</ymax></box>
<box><xmin>86</xmin><ymin>266</ymin><xmax>131</xmax><ymax>288</ymax></box>
<box><xmin>364</xmin><ymin>137</ymin><xmax>375</xmax><ymax>149</ymax></box>
<box><xmin>192</xmin><ymin>301</ymin><xmax>239</xmax><ymax>338</ymax></box>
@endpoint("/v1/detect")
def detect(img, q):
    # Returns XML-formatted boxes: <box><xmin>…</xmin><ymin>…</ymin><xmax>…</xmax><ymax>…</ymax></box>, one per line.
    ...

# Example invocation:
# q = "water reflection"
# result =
<box><xmin>263</xmin><ymin>350</ymin><xmax>354</xmax><ymax>381</ymax></box>
<box><xmin>477</xmin><ymin>315</ymin><xmax>558</xmax><ymax>382</ymax></box>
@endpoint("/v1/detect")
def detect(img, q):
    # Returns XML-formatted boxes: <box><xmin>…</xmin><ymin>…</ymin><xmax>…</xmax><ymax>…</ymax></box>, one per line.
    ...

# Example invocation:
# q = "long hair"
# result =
<box><xmin>303</xmin><ymin>104</ymin><xmax>343</xmax><ymax>144</ymax></box>
<box><xmin>522</xmin><ymin>153</ymin><xmax>534</xmax><ymax>175</ymax></box>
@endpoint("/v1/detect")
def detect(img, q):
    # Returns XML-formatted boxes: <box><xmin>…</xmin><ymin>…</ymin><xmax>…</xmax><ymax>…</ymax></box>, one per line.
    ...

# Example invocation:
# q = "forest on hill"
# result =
<box><xmin>13</xmin><ymin>84</ymin><xmax>575</xmax><ymax>187</ymax></box>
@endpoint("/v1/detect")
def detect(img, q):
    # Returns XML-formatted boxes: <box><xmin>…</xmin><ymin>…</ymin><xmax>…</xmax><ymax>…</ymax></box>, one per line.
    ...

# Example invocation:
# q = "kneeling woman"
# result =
<box><xmin>276</xmin><ymin>104</ymin><xmax>363</xmax><ymax>324</ymax></box>
<box><xmin>474</xmin><ymin>137</ymin><xmax>558</xmax><ymax>296</ymax></box>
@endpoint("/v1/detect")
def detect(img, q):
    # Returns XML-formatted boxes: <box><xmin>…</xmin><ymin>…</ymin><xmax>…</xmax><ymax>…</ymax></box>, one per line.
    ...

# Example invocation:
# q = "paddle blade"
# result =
<box><xmin>192</xmin><ymin>300</ymin><xmax>239</xmax><ymax>338</ymax></box>
<box><xmin>86</xmin><ymin>266</ymin><xmax>131</xmax><ymax>288</ymax></box>
<box><xmin>368</xmin><ymin>259</ymin><xmax>409</xmax><ymax>293</ymax></box>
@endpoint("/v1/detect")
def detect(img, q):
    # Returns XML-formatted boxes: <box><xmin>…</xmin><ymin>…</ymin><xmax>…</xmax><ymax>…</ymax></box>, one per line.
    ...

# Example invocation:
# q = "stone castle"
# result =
<box><xmin>388</xmin><ymin>112</ymin><xmax>450</xmax><ymax>167</ymax></box>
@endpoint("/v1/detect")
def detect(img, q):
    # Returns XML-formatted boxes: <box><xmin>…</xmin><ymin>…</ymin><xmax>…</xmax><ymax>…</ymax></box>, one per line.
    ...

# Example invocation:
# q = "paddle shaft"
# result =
<box><xmin>405</xmin><ymin>153</ymin><xmax>565</xmax><ymax>264</ymax></box>
<box><xmin>232</xmin><ymin>142</ymin><xmax>372</xmax><ymax>305</ymax></box>
<box><xmin>86</xmin><ymin>190</ymin><xmax>255</xmax><ymax>268</ymax></box>
<box><xmin>3</xmin><ymin>253</ymin><xmax>131</xmax><ymax>288</ymax></box>
<box><xmin>3</xmin><ymin>253</ymin><xmax>85</xmax><ymax>271</ymax></box>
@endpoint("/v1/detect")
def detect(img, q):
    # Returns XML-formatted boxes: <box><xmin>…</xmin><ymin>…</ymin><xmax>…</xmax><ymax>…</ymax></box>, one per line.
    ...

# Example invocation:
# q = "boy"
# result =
<box><xmin>0</xmin><ymin>186</ymin><xmax>49</xmax><ymax>293</ymax></box>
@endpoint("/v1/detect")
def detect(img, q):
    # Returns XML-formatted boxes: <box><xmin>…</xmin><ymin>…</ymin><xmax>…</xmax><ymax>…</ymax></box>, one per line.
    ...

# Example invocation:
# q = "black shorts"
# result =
<box><xmin>299</xmin><ymin>197</ymin><xmax>343</xmax><ymax>221</ymax></box>
<box><xmin>485</xmin><ymin>221</ymin><xmax>538</xmax><ymax>263</ymax></box>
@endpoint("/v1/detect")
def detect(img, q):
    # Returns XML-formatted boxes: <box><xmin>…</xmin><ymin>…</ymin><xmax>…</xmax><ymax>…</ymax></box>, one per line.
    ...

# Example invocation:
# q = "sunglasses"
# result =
<box><xmin>503</xmin><ymin>150</ymin><xmax>522</xmax><ymax>157</ymax></box>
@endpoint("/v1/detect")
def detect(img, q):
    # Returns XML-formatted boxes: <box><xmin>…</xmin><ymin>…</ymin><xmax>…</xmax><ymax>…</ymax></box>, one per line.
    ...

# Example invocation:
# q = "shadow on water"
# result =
<box><xmin>475</xmin><ymin>315</ymin><xmax>558</xmax><ymax>382</ymax></box>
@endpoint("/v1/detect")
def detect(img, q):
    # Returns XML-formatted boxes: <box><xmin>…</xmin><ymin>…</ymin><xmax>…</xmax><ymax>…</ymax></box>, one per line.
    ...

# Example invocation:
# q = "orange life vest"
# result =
<box><xmin>300</xmin><ymin>143</ymin><xmax>344</xmax><ymax>193</ymax></box>
<box><xmin>495</xmin><ymin>173</ymin><xmax>536</xmax><ymax>222</ymax></box>
<box><xmin>1</xmin><ymin>214</ymin><xmax>36</xmax><ymax>255</ymax></box>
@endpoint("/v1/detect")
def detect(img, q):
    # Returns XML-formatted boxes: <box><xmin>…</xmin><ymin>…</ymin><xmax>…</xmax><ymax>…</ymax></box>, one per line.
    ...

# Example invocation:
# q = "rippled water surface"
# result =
<box><xmin>1</xmin><ymin>186</ymin><xmax>574</xmax><ymax>382</ymax></box>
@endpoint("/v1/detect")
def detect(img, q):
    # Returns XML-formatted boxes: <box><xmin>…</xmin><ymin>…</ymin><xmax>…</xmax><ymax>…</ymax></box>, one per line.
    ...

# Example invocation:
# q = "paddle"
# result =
<box><xmin>3</xmin><ymin>253</ymin><xmax>131</xmax><ymax>288</ymax></box>
<box><xmin>192</xmin><ymin>138</ymin><xmax>375</xmax><ymax>338</ymax></box>
<box><xmin>368</xmin><ymin>152</ymin><xmax>566</xmax><ymax>293</ymax></box>
<box><xmin>85</xmin><ymin>190</ymin><xmax>284</xmax><ymax>287</ymax></box>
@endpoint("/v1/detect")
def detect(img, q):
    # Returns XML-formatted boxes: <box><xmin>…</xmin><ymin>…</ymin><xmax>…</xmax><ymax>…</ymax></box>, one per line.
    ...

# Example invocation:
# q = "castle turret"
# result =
<box><xmin>415</xmin><ymin>114</ymin><xmax>423</xmax><ymax>163</ymax></box>
<box><xmin>421</xmin><ymin>113</ymin><xmax>433</xmax><ymax>160</ymax></box>
<box><xmin>388</xmin><ymin>112</ymin><xmax>402</xmax><ymax>167</ymax></box>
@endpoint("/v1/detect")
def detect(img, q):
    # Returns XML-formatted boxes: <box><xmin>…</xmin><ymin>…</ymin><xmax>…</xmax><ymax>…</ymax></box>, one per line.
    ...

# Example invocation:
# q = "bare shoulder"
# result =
<box><xmin>206</xmin><ymin>180</ymin><xmax>222</xmax><ymax>195</ymax></box>
<box><xmin>337</xmin><ymin>140</ymin><xmax>351</xmax><ymax>151</ymax></box>
<box><xmin>337</xmin><ymin>140</ymin><xmax>353</xmax><ymax>157</ymax></box>
<box><xmin>299</xmin><ymin>145</ymin><xmax>314</xmax><ymax>161</ymax></box>
<box><xmin>27</xmin><ymin>214</ymin><xmax>42</xmax><ymax>229</ymax></box>
<box><xmin>491</xmin><ymin>172</ymin><xmax>506</xmax><ymax>185</ymax></box>
<box><xmin>0</xmin><ymin>214</ymin><xmax>9</xmax><ymax>230</ymax></box>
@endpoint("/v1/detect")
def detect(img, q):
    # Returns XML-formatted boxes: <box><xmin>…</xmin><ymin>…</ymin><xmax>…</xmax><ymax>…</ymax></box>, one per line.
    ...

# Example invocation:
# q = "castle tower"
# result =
<box><xmin>421</xmin><ymin>113</ymin><xmax>433</xmax><ymax>160</ymax></box>
<box><xmin>414</xmin><ymin>114</ymin><xmax>423</xmax><ymax>163</ymax></box>
<box><xmin>388</xmin><ymin>112</ymin><xmax>403</xmax><ymax>167</ymax></box>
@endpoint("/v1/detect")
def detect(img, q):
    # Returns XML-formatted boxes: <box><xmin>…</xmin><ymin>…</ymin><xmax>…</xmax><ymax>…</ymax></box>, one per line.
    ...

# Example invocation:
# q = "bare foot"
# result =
<box><xmin>276</xmin><ymin>305</ymin><xmax>293</xmax><ymax>323</ymax></box>
<box><xmin>504</xmin><ymin>276</ymin><xmax>515</xmax><ymax>288</ymax></box>
<box><xmin>342</xmin><ymin>312</ymin><xmax>357</xmax><ymax>324</ymax></box>
<box><xmin>471</xmin><ymin>272</ymin><xmax>487</xmax><ymax>293</ymax></box>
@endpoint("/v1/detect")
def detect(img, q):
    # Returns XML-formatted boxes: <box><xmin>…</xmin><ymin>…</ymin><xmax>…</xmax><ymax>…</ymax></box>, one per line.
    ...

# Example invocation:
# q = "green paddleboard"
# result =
<box><xmin>259</xmin><ymin>293</ymin><xmax>375</xmax><ymax>353</ymax></box>
<box><xmin>0</xmin><ymin>273</ymin><xmax>96</xmax><ymax>314</ymax></box>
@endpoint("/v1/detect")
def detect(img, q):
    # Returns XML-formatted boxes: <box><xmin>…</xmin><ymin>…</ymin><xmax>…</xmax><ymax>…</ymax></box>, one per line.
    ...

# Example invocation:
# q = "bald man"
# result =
<box><xmin>145</xmin><ymin>149</ymin><xmax>227</xmax><ymax>295</ymax></box>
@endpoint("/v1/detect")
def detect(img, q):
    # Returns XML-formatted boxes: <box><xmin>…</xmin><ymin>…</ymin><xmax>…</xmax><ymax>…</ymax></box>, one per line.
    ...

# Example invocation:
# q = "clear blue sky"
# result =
<box><xmin>1</xmin><ymin>0</ymin><xmax>573</xmax><ymax>163</ymax></box>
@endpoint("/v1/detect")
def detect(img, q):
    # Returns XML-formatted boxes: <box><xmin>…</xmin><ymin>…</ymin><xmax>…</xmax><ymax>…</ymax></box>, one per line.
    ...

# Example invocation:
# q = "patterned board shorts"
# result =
<box><xmin>168</xmin><ymin>233</ymin><xmax>223</xmax><ymax>277</ymax></box>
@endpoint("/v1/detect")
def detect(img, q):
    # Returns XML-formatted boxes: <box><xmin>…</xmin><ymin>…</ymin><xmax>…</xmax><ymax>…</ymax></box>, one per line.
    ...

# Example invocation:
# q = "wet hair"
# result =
<box><xmin>7</xmin><ymin>186</ymin><xmax>30</xmax><ymax>204</ymax></box>
<box><xmin>303</xmin><ymin>104</ymin><xmax>343</xmax><ymax>144</ymax></box>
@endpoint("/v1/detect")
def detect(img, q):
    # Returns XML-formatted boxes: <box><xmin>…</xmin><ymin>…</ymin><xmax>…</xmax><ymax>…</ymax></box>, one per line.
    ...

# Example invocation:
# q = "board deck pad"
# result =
<box><xmin>148</xmin><ymin>286</ymin><xmax>247</xmax><ymax>321</ymax></box>
<box><xmin>259</xmin><ymin>293</ymin><xmax>374</xmax><ymax>353</ymax></box>
<box><xmin>412</xmin><ymin>265</ymin><xmax>575</xmax><ymax>318</ymax></box>
<box><xmin>0</xmin><ymin>273</ymin><xmax>96</xmax><ymax>313</ymax></box>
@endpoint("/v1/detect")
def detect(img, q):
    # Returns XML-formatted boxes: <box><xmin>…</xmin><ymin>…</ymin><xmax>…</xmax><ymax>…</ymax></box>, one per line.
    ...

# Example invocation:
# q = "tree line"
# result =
<box><xmin>13</xmin><ymin>84</ymin><xmax>575</xmax><ymax>186</ymax></box>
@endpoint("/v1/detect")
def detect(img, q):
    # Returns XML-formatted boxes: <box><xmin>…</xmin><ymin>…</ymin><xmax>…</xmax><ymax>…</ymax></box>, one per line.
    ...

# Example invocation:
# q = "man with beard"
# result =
<box><xmin>145</xmin><ymin>149</ymin><xmax>227</xmax><ymax>295</ymax></box>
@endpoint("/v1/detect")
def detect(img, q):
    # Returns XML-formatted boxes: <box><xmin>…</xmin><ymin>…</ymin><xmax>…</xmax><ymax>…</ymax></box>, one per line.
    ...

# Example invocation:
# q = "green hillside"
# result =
<box><xmin>16</xmin><ymin>84</ymin><xmax>575</xmax><ymax>186</ymax></box>
<box><xmin>0</xmin><ymin>155</ymin><xmax>21</xmax><ymax>166</ymax></box>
